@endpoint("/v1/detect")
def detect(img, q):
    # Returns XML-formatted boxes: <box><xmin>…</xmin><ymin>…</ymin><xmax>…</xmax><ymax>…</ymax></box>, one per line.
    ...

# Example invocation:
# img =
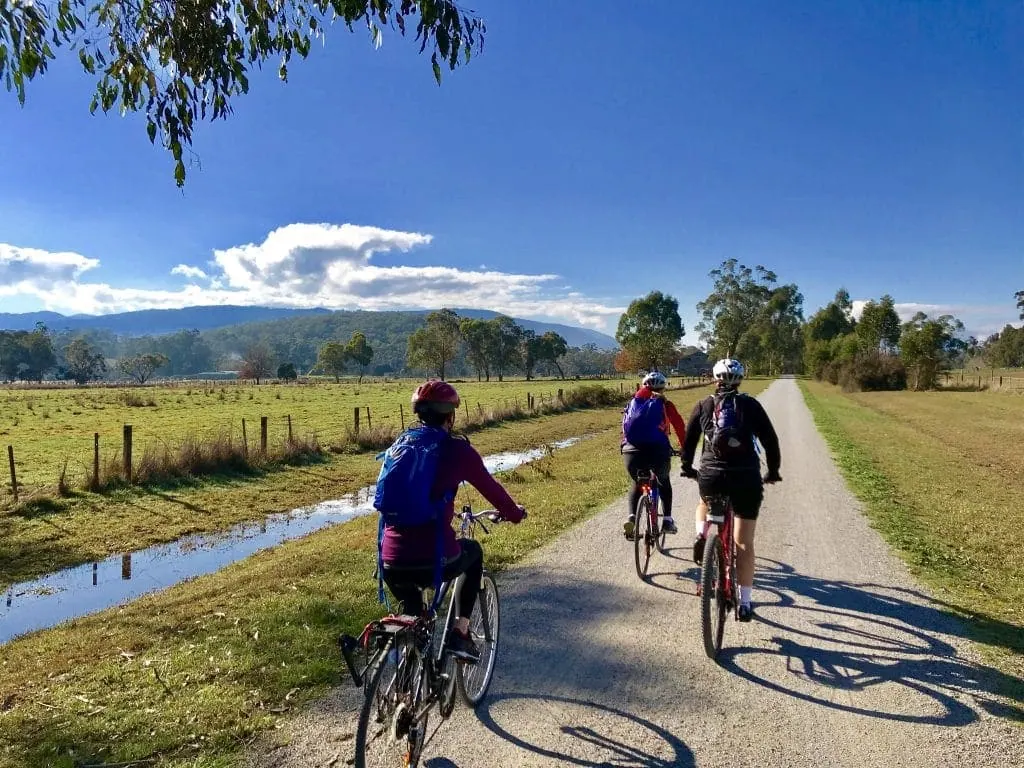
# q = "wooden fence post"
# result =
<box><xmin>399</xmin><ymin>403</ymin><xmax>405</xmax><ymax>430</ymax></box>
<box><xmin>366</xmin><ymin>407</ymin><xmax>372</xmax><ymax>430</ymax></box>
<box><xmin>557</xmin><ymin>388</ymin><xmax>564</xmax><ymax>404</ymax></box>
<box><xmin>121</xmin><ymin>553</ymin><xmax>132</xmax><ymax>580</ymax></box>
<box><xmin>464</xmin><ymin>399</ymin><xmax>470</xmax><ymax>423</ymax></box>
<box><xmin>241</xmin><ymin>418</ymin><xmax>249</xmax><ymax>456</ymax></box>
<box><xmin>123</xmin><ymin>425</ymin><xmax>133</xmax><ymax>484</ymax></box>
<box><xmin>353</xmin><ymin>407</ymin><xmax>361</xmax><ymax>434</ymax></box>
<box><xmin>6</xmin><ymin>445</ymin><xmax>16</xmax><ymax>503</ymax></box>
<box><xmin>92</xmin><ymin>433</ymin><xmax>100</xmax><ymax>491</ymax></box>
<box><xmin>287</xmin><ymin>414</ymin><xmax>293</xmax><ymax>444</ymax></box>
<box><xmin>260</xmin><ymin>416</ymin><xmax>268</xmax><ymax>454</ymax></box>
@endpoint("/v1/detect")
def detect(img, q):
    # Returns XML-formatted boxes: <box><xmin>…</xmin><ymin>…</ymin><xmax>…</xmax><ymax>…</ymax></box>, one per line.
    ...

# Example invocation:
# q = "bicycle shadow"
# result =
<box><xmin>645</xmin><ymin>564</ymin><xmax>700</xmax><ymax>595</ymax></box>
<box><xmin>421</xmin><ymin>573</ymin><xmax>700</xmax><ymax>765</ymax></box>
<box><xmin>716</xmin><ymin>558</ymin><xmax>1024</xmax><ymax>726</ymax></box>
<box><xmin>468</xmin><ymin>692</ymin><xmax>696</xmax><ymax>768</ymax></box>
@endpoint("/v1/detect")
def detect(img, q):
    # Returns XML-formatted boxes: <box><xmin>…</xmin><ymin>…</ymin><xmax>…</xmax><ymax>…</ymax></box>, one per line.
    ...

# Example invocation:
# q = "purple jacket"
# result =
<box><xmin>381</xmin><ymin>434</ymin><xmax>523</xmax><ymax>566</ymax></box>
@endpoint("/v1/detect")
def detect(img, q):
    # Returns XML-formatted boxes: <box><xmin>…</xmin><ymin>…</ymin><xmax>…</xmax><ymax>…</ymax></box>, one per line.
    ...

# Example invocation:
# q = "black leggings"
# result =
<box><xmin>623</xmin><ymin>451</ymin><xmax>673</xmax><ymax>517</ymax></box>
<box><xmin>383</xmin><ymin>539</ymin><xmax>483</xmax><ymax>617</ymax></box>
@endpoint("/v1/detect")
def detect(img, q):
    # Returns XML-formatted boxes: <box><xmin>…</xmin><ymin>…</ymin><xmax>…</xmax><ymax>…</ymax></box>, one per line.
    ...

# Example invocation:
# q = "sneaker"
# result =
<box><xmin>692</xmin><ymin>535</ymin><xmax>706</xmax><ymax>565</ymax></box>
<box><xmin>661</xmin><ymin>517</ymin><xmax>678</xmax><ymax>534</ymax></box>
<box><xmin>623</xmin><ymin>516</ymin><xmax>636</xmax><ymax>541</ymax></box>
<box><xmin>738</xmin><ymin>604</ymin><xmax>754</xmax><ymax>623</ymax></box>
<box><xmin>447</xmin><ymin>629</ymin><xmax>480</xmax><ymax>664</ymax></box>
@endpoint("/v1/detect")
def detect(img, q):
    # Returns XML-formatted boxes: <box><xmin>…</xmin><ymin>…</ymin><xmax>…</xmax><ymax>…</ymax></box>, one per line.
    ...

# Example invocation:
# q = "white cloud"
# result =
<box><xmin>170</xmin><ymin>264</ymin><xmax>208</xmax><ymax>280</ymax></box>
<box><xmin>1</xmin><ymin>223</ymin><xmax>624</xmax><ymax>331</ymax></box>
<box><xmin>0</xmin><ymin>244</ymin><xmax>99</xmax><ymax>292</ymax></box>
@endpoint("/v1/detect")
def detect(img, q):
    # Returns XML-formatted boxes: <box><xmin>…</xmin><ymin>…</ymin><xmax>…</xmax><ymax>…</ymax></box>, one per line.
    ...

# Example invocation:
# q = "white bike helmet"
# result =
<box><xmin>712</xmin><ymin>358</ymin><xmax>745</xmax><ymax>387</ymax></box>
<box><xmin>642</xmin><ymin>371</ymin><xmax>668</xmax><ymax>391</ymax></box>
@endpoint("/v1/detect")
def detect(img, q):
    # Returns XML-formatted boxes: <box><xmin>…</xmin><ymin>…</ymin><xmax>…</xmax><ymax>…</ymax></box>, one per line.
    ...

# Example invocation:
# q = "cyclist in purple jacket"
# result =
<box><xmin>381</xmin><ymin>380</ymin><xmax>526</xmax><ymax>663</ymax></box>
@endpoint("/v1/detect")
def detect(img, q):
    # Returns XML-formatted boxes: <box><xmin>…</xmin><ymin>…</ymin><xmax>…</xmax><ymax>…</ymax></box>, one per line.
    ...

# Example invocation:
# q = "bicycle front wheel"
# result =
<box><xmin>634</xmin><ymin>495</ymin><xmax>653</xmax><ymax>579</ymax></box>
<box><xmin>457</xmin><ymin>572</ymin><xmax>500</xmax><ymax>707</ymax></box>
<box><xmin>354</xmin><ymin>635</ymin><xmax>422</xmax><ymax>768</ymax></box>
<box><xmin>700</xmin><ymin>531</ymin><xmax>727</xmax><ymax>660</ymax></box>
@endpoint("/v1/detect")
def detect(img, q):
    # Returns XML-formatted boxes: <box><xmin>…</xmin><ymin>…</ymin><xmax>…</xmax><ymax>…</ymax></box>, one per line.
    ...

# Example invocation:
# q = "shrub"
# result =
<box><xmin>837</xmin><ymin>353</ymin><xmax>907</xmax><ymax>392</ymax></box>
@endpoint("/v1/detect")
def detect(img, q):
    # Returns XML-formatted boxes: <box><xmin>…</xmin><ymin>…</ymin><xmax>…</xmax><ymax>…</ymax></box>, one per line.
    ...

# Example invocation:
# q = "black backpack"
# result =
<box><xmin>706</xmin><ymin>391</ymin><xmax>748</xmax><ymax>459</ymax></box>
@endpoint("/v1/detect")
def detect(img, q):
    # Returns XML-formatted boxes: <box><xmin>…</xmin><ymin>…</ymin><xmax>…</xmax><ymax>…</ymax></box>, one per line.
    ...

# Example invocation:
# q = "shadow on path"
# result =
<box><xmin>468</xmin><ymin>693</ymin><xmax>696</xmax><ymax>768</ymax></box>
<box><xmin>717</xmin><ymin>558</ymin><xmax>1024</xmax><ymax>726</ymax></box>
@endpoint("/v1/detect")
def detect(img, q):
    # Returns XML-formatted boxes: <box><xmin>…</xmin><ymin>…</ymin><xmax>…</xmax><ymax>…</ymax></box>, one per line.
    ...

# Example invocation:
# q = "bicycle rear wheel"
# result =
<box><xmin>458</xmin><ymin>572</ymin><xmax>500</xmax><ymax>707</ymax></box>
<box><xmin>700</xmin><ymin>531</ymin><xmax>727</xmax><ymax>659</ymax></box>
<box><xmin>633</xmin><ymin>495</ymin><xmax>653</xmax><ymax>579</ymax></box>
<box><xmin>354</xmin><ymin>634</ymin><xmax>422</xmax><ymax>768</ymax></box>
<box><xmin>655</xmin><ymin>495</ymin><xmax>668</xmax><ymax>554</ymax></box>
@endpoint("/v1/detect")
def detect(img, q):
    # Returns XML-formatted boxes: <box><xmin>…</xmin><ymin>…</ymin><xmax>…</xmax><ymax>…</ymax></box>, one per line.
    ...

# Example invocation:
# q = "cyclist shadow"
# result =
<box><xmin>465</xmin><ymin>692</ymin><xmax>696</xmax><ymax>768</ymax></box>
<box><xmin>717</xmin><ymin>557</ymin><xmax>1024</xmax><ymax>726</ymax></box>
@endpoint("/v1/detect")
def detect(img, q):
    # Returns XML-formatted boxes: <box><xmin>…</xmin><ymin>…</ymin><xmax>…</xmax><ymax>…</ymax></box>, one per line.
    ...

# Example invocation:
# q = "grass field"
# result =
<box><xmin>800</xmin><ymin>381</ymin><xmax>1024</xmax><ymax>686</ymax></box>
<box><xmin>0</xmin><ymin>378</ymin><xmax>664</xmax><ymax>496</ymax></box>
<box><xmin>0</xmin><ymin>380</ymin><xmax>767</xmax><ymax>768</ymax></box>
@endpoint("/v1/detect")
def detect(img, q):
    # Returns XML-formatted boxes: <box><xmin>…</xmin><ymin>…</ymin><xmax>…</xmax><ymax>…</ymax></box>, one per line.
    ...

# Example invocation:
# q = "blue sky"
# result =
<box><xmin>1</xmin><ymin>0</ymin><xmax>1021</xmax><ymax>341</ymax></box>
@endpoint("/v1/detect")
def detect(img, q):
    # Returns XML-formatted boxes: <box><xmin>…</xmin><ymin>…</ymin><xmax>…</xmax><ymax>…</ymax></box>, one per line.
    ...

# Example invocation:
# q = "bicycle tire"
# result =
<box><xmin>354</xmin><ymin>635</ymin><xmax>420</xmax><ymax>768</ymax></box>
<box><xmin>457</xmin><ymin>572</ymin><xmax>500</xmax><ymax>707</ymax></box>
<box><xmin>633</xmin><ymin>495</ymin><xmax>653</xmax><ymax>579</ymax></box>
<box><xmin>655</xmin><ymin>494</ymin><xmax>668</xmax><ymax>554</ymax></box>
<box><xmin>437</xmin><ymin>578</ymin><xmax>461</xmax><ymax>719</ymax></box>
<box><xmin>700</xmin><ymin>531</ymin><xmax>727</xmax><ymax>660</ymax></box>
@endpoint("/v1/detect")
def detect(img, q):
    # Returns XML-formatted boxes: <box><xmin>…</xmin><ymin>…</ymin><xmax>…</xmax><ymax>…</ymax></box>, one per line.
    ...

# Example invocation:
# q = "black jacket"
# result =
<box><xmin>681</xmin><ymin>391</ymin><xmax>781</xmax><ymax>476</ymax></box>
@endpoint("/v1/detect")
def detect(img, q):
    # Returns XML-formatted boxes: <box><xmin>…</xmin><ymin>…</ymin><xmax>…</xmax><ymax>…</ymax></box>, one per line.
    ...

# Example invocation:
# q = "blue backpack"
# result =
<box><xmin>373</xmin><ymin>425</ymin><xmax>454</xmax><ymax>608</ymax></box>
<box><xmin>622</xmin><ymin>395</ymin><xmax>667</xmax><ymax>446</ymax></box>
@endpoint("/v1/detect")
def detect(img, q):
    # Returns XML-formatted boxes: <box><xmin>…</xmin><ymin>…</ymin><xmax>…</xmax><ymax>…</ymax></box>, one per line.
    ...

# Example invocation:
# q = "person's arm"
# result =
<box><xmin>747</xmin><ymin>398</ymin><xmax>781</xmax><ymax>475</ymax></box>
<box><xmin>455</xmin><ymin>441</ymin><xmax>525</xmax><ymax>522</ymax></box>
<box><xmin>680</xmin><ymin>401</ymin><xmax>703</xmax><ymax>467</ymax></box>
<box><xmin>664</xmin><ymin>399</ymin><xmax>687</xmax><ymax>450</ymax></box>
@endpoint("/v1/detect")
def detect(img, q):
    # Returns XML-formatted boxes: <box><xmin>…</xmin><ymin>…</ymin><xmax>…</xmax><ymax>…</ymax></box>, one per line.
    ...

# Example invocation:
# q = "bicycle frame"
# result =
<box><xmin>341</xmin><ymin>506</ymin><xmax>495</xmax><ymax>692</ymax></box>
<box><xmin>638</xmin><ymin>471</ymin><xmax>661</xmax><ymax>537</ymax></box>
<box><xmin>699</xmin><ymin>495</ymin><xmax>737</xmax><ymax>612</ymax></box>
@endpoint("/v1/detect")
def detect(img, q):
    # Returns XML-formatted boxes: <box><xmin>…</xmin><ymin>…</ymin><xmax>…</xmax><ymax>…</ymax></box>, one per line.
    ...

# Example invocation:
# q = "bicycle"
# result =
<box><xmin>340</xmin><ymin>505</ymin><xmax>509</xmax><ymax>768</ymax></box>
<box><xmin>631</xmin><ymin>449</ymin><xmax>679</xmax><ymax>580</ymax></box>
<box><xmin>695</xmin><ymin>493</ymin><xmax>737</xmax><ymax>659</ymax></box>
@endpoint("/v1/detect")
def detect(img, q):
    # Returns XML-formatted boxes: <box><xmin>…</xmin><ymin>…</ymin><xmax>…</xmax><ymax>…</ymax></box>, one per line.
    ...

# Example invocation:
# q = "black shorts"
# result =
<box><xmin>698</xmin><ymin>471</ymin><xmax>764</xmax><ymax>520</ymax></box>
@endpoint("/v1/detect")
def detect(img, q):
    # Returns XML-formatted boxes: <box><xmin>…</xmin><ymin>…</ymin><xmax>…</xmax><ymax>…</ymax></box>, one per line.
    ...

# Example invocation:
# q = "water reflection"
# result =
<box><xmin>0</xmin><ymin>436</ymin><xmax>586</xmax><ymax>644</ymax></box>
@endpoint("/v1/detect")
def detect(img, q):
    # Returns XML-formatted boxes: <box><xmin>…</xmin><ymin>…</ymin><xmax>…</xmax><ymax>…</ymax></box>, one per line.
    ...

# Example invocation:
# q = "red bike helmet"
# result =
<box><xmin>411</xmin><ymin>379</ymin><xmax>461</xmax><ymax>413</ymax></box>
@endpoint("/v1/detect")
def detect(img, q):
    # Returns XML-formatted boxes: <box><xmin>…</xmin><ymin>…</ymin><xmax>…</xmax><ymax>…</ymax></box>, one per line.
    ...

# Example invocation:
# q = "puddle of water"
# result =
<box><xmin>0</xmin><ymin>436</ymin><xmax>586</xmax><ymax>645</ymax></box>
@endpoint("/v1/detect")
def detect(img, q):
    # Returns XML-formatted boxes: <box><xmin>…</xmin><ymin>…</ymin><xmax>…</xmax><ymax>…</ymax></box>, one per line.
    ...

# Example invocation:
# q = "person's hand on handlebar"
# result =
<box><xmin>492</xmin><ymin>505</ymin><xmax>527</xmax><ymax>524</ymax></box>
<box><xmin>680</xmin><ymin>463</ymin><xmax>699</xmax><ymax>480</ymax></box>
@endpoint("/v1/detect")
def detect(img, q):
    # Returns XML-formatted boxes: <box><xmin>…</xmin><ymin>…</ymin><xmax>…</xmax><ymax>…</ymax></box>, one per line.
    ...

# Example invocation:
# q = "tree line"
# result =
<box><xmin>402</xmin><ymin>310</ymin><xmax>571</xmax><ymax>381</ymax></box>
<box><xmin>612</xmin><ymin>262</ymin><xmax>1024</xmax><ymax>393</ymax></box>
<box><xmin>4</xmin><ymin>273</ymin><xmax>1020</xmax><ymax>389</ymax></box>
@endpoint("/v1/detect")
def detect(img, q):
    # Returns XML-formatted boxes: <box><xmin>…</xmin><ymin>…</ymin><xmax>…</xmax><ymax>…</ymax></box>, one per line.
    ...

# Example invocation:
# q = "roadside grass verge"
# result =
<box><xmin>799</xmin><ymin>380</ymin><xmax>1024</xmax><ymax>687</ymax></box>
<box><xmin>0</xmin><ymin>381</ymin><xmax>766</xmax><ymax>768</ymax></box>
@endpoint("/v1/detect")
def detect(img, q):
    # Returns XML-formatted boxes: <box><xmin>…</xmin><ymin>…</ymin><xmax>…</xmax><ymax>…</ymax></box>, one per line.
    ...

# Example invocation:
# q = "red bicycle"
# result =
<box><xmin>632</xmin><ymin>469</ymin><xmax>667</xmax><ymax>580</ymax></box>
<box><xmin>696</xmin><ymin>493</ymin><xmax>738</xmax><ymax>659</ymax></box>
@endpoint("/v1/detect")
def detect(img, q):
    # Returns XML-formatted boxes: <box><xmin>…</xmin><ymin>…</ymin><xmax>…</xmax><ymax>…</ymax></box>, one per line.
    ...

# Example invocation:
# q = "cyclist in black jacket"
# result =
<box><xmin>680</xmin><ymin>358</ymin><xmax>781</xmax><ymax>621</ymax></box>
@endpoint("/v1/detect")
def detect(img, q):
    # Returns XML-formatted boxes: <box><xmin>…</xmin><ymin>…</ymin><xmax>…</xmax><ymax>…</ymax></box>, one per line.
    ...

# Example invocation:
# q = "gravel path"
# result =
<box><xmin>247</xmin><ymin>378</ymin><xmax>1022</xmax><ymax>768</ymax></box>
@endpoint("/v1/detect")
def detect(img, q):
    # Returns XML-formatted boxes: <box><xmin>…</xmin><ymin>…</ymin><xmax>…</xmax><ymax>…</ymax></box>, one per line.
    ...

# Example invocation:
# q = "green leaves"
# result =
<box><xmin>0</xmin><ymin>0</ymin><xmax>486</xmax><ymax>185</ymax></box>
<box><xmin>616</xmin><ymin>291</ymin><xmax>684</xmax><ymax>371</ymax></box>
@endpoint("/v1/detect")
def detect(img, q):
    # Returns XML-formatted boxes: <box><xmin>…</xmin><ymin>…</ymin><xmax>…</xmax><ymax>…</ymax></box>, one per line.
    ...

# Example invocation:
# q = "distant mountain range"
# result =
<box><xmin>0</xmin><ymin>305</ymin><xmax>619</xmax><ymax>350</ymax></box>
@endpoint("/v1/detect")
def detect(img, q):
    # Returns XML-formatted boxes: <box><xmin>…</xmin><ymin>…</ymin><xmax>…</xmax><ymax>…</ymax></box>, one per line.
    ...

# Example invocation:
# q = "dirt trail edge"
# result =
<box><xmin>246</xmin><ymin>378</ymin><xmax>1021</xmax><ymax>768</ymax></box>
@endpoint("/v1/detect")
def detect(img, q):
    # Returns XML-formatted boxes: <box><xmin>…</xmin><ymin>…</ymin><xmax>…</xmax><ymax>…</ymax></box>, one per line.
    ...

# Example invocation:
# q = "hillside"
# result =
<box><xmin>201</xmin><ymin>309</ymin><xmax>617</xmax><ymax>374</ymax></box>
<box><xmin>0</xmin><ymin>306</ymin><xmax>333</xmax><ymax>336</ymax></box>
<box><xmin>0</xmin><ymin>306</ymin><xmax>616</xmax><ymax>351</ymax></box>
